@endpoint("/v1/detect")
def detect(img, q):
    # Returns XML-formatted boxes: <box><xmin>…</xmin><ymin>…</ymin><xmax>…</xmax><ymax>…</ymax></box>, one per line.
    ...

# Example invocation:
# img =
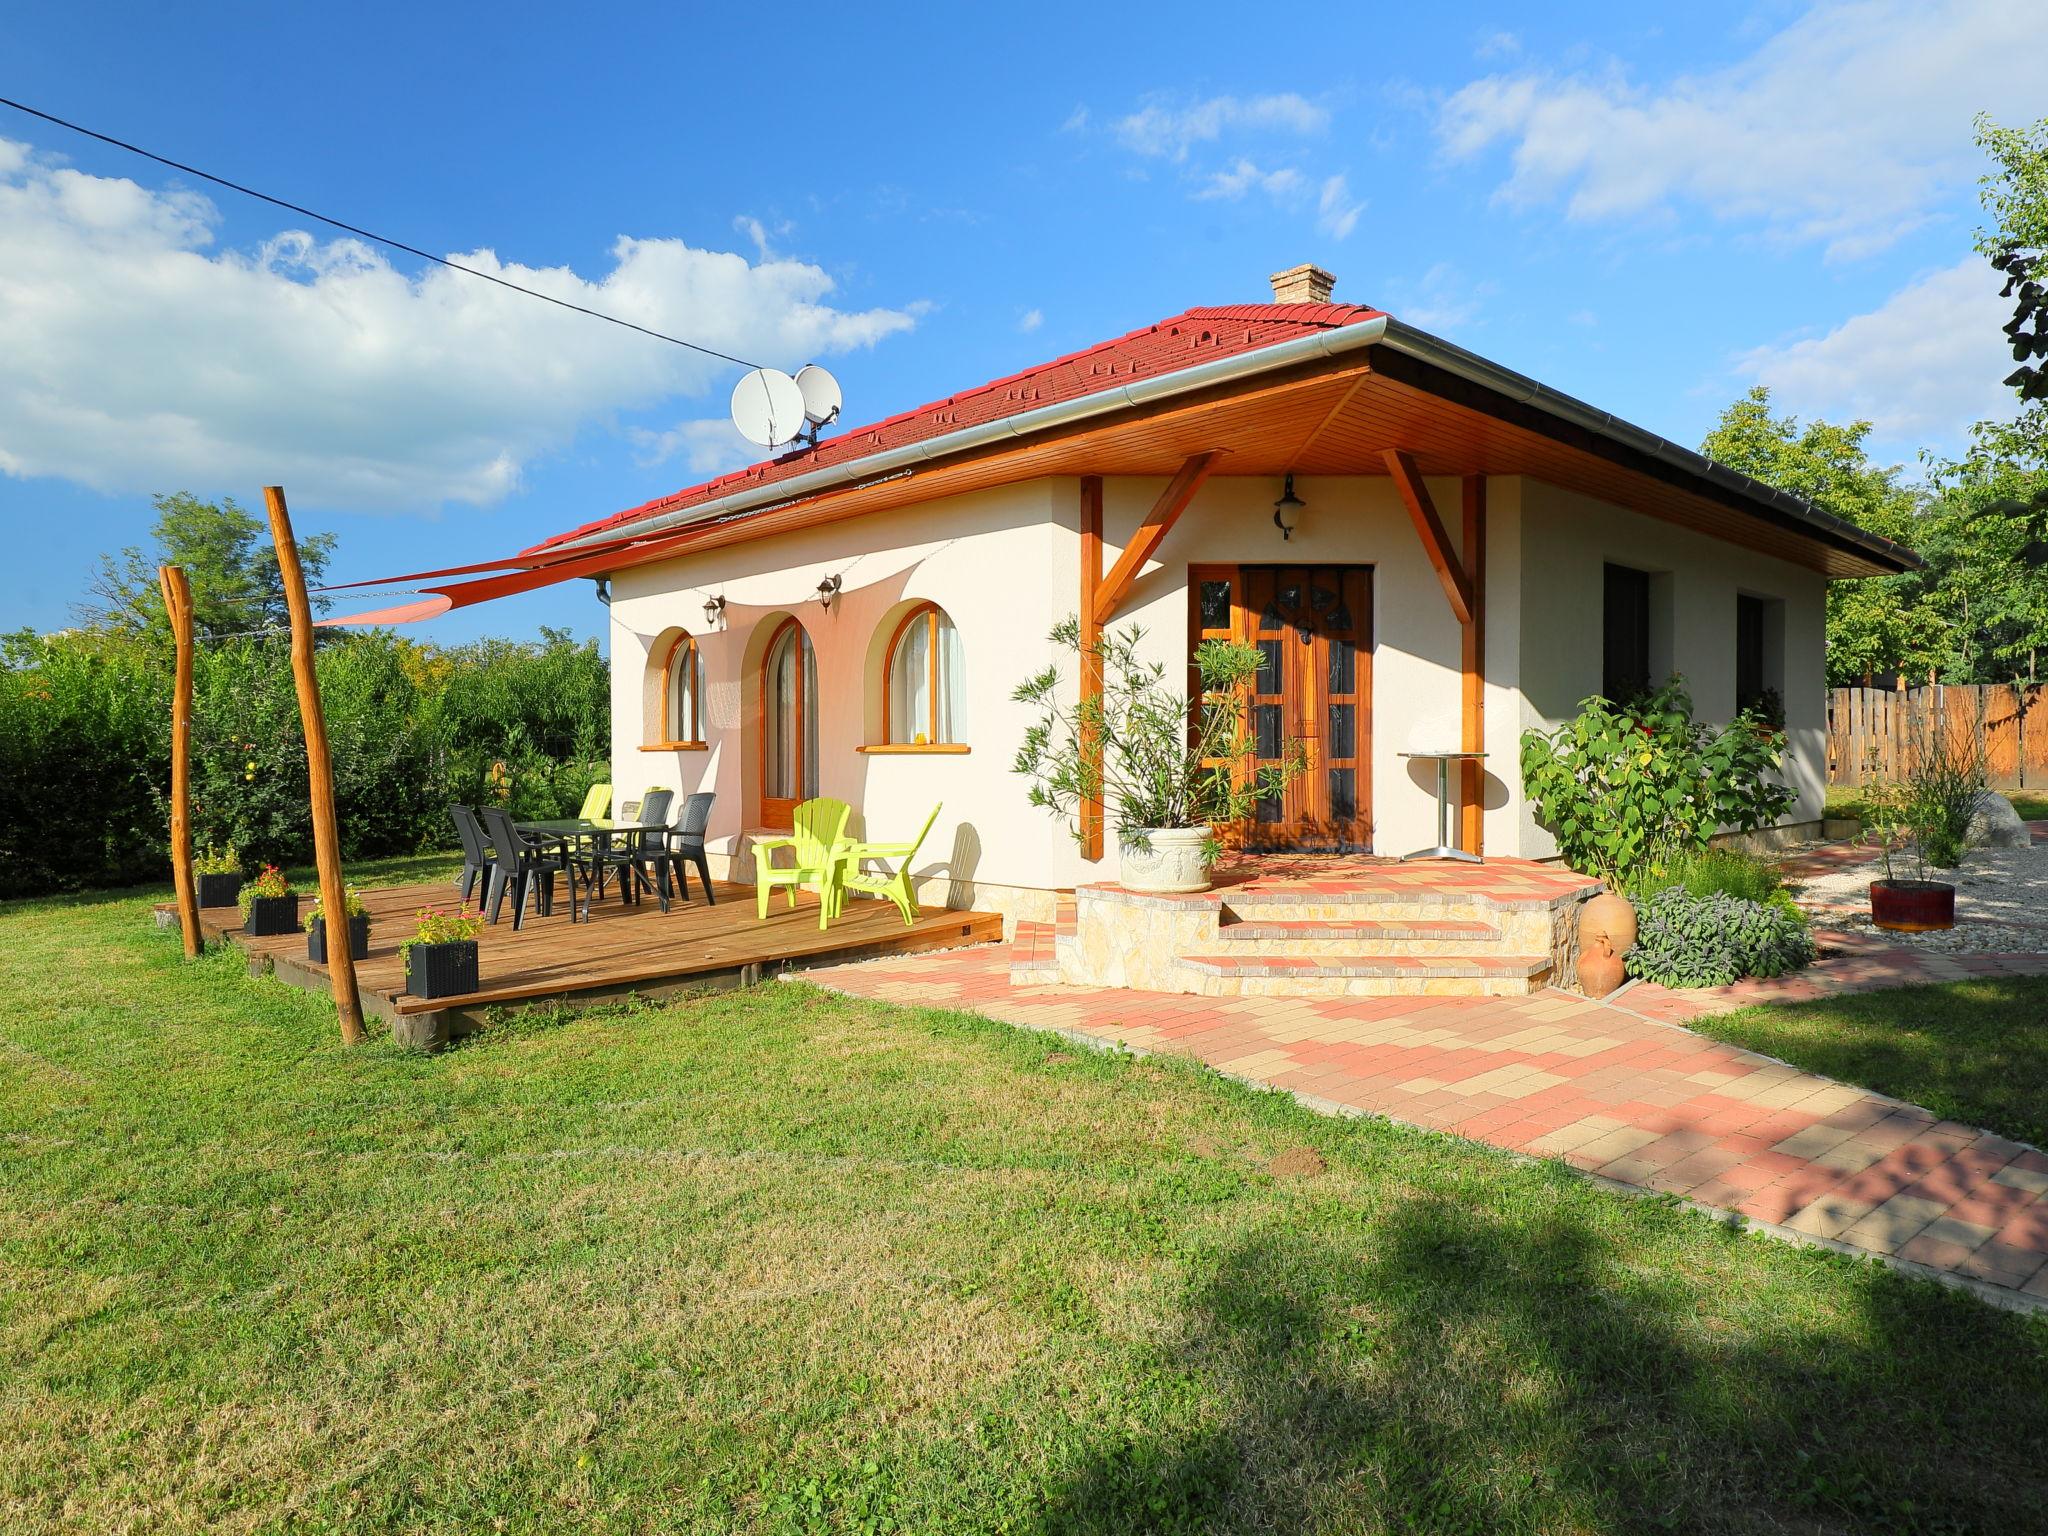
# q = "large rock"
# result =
<box><xmin>1966</xmin><ymin>791</ymin><xmax>2031</xmax><ymax>849</ymax></box>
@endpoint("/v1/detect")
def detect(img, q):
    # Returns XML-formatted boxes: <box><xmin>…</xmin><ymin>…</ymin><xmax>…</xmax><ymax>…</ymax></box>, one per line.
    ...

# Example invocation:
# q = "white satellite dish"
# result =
<box><xmin>730</xmin><ymin>367</ymin><xmax>806</xmax><ymax>448</ymax></box>
<box><xmin>794</xmin><ymin>364</ymin><xmax>842</xmax><ymax>428</ymax></box>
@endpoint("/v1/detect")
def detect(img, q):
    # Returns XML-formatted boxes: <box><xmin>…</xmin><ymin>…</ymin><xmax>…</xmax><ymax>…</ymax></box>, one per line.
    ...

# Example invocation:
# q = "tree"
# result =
<box><xmin>1977</xmin><ymin>113</ymin><xmax>2048</xmax><ymax>412</ymax></box>
<box><xmin>76</xmin><ymin>492</ymin><xmax>334</xmax><ymax>641</ymax></box>
<box><xmin>1699</xmin><ymin>388</ymin><xmax>1941</xmax><ymax>685</ymax></box>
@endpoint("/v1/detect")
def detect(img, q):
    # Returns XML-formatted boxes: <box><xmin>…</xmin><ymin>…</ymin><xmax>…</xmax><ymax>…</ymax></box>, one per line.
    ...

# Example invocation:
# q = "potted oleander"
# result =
<box><xmin>1014</xmin><ymin>618</ymin><xmax>1305</xmax><ymax>894</ymax></box>
<box><xmin>237</xmin><ymin>864</ymin><xmax>301</xmax><ymax>936</ymax></box>
<box><xmin>400</xmin><ymin>906</ymin><xmax>483</xmax><ymax>1000</ymax></box>
<box><xmin>194</xmin><ymin>845</ymin><xmax>243</xmax><ymax>910</ymax></box>
<box><xmin>304</xmin><ymin>887</ymin><xmax>371</xmax><ymax>964</ymax></box>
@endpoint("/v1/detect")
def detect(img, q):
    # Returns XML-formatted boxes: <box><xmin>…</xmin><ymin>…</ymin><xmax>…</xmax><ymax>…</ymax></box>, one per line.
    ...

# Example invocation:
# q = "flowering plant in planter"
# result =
<box><xmin>193</xmin><ymin>844</ymin><xmax>243</xmax><ymax>909</ymax></box>
<box><xmin>1863</xmin><ymin>727</ymin><xmax>1985</xmax><ymax>932</ymax></box>
<box><xmin>400</xmin><ymin>906</ymin><xmax>484</xmax><ymax>1000</ymax></box>
<box><xmin>1013</xmin><ymin>618</ymin><xmax>1306</xmax><ymax>892</ymax></box>
<box><xmin>304</xmin><ymin>887</ymin><xmax>371</xmax><ymax>963</ymax></box>
<box><xmin>236</xmin><ymin>864</ymin><xmax>300</xmax><ymax>935</ymax></box>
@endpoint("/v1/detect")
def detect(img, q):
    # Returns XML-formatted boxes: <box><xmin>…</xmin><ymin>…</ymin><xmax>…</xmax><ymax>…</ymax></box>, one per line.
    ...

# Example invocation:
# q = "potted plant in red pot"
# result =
<box><xmin>237</xmin><ymin>864</ymin><xmax>300</xmax><ymax>936</ymax></box>
<box><xmin>400</xmin><ymin>906</ymin><xmax>483</xmax><ymax>1000</ymax></box>
<box><xmin>1865</xmin><ymin>731</ymin><xmax>1984</xmax><ymax>933</ymax></box>
<box><xmin>304</xmin><ymin>887</ymin><xmax>370</xmax><ymax>964</ymax></box>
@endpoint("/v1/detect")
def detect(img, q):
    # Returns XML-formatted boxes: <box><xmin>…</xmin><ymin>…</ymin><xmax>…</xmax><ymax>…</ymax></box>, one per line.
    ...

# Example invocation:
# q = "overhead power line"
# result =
<box><xmin>0</xmin><ymin>94</ymin><xmax>762</xmax><ymax>369</ymax></box>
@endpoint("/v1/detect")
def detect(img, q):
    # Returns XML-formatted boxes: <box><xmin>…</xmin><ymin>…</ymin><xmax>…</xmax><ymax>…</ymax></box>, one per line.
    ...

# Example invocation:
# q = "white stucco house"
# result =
<box><xmin>522</xmin><ymin>265</ymin><xmax>1914</xmax><ymax>930</ymax></box>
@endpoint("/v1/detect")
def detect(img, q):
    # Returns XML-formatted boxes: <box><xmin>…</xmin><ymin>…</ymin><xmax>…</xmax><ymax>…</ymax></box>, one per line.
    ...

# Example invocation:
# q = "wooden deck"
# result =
<box><xmin>162</xmin><ymin>877</ymin><xmax>1002</xmax><ymax>1038</ymax></box>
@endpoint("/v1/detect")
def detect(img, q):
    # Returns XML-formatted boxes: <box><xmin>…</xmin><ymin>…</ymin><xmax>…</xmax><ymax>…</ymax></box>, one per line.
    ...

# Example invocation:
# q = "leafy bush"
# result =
<box><xmin>1520</xmin><ymin>677</ymin><xmax>1796</xmax><ymax>883</ymax></box>
<box><xmin>1629</xmin><ymin>846</ymin><xmax>1786</xmax><ymax>906</ymax></box>
<box><xmin>0</xmin><ymin>625</ymin><xmax>609</xmax><ymax>898</ymax></box>
<box><xmin>1625</xmin><ymin>888</ymin><xmax>1816</xmax><ymax>988</ymax></box>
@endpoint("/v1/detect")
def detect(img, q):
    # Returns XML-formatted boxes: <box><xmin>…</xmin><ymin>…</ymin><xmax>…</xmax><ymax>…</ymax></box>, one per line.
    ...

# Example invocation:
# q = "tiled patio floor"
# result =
<box><xmin>809</xmin><ymin>924</ymin><xmax>2048</xmax><ymax>1309</ymax></box>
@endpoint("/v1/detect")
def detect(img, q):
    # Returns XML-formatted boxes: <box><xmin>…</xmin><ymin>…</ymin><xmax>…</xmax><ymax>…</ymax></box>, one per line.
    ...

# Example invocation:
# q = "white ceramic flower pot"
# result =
<box><xmin>1120</xmin><ymin>825</ymin><xmax>1213</xmax><ymax>894</ymax></box>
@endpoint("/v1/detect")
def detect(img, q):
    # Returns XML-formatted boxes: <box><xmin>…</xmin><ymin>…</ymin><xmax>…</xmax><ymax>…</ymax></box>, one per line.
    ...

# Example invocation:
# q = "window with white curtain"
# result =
<box><xmin>885</xmin><ymin>604</ymin><xmax>966</xmax><ymax>745</ymax></box>
<box><xmin>663</xmin><ymin>633</ymin><xmax>704</xmax><ymax>744</ymax></box>
<box><xmin>762</xmin><ymin>618</ymin><xmax>817</xmax><ymax>808</ymax></box>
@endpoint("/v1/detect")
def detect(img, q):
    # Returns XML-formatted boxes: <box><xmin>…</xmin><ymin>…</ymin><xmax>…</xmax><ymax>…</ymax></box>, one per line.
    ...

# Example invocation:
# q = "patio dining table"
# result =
<box><xmin>514</xmin><ymin>817</ymin><xmax>672</xmax><ymax>911</ymax></box>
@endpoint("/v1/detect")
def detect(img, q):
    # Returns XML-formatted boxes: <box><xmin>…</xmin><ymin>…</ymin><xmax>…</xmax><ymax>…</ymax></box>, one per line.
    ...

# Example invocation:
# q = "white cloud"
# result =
<box><xmin>1317</xmin><ymin>174</ymin><xmax>1365</xmax><ymax>241</ymax></box>
<box><xmin>1733</xmin><ymin>257</ymin><xmax>2019</xmax><ymax>450</ymax></box>
<box><xmin>1114</xmin><ymin>93</ymin><xmax>1328</xmax><ymax>161</ymax></box>
<box><xmin>1383</xmin><ymin>263</ymin><xmax>1492</xmax><ymax>334</ymax></box>
<box><xmin>1437</xmin><ymin>0</ymin><xmax>2039</xmax><ymax>258</ymax></box>
<box><xmin>1017</xmin><ymin>307</ymin><xmax>1044</xmax><ymax>333</ymax></box>
<box><xmin>625</xmin><ymin>417</ymin><xmax>755</xmax><ymax>475</ymax></box>
<box><xmin>0</xmin><ymin>140</ymin><xmax>918</xmax><ymax>510</ymax></box>
<box><xmin>1194</xmin><ymin>157</ymin><xmax>1307</xmax><ymax>203</ymax></box>
<box><xmin>1475</xmin><ymin>29</ymin><xmax>1520</xmax><ymax>61</ymax></box>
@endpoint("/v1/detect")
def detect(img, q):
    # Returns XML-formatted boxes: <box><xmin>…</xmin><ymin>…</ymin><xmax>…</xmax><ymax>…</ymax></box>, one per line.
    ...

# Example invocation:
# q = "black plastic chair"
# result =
<box><xmin>480</xmin><ymin>806</ymin><xmax>581</xmax><ymax>929</ymax></box>
<box><xmin>450</xmin><ymin>804</ymin><xmax>493</xmax><ymax>905</ymax></box>
<box><xmin>581</xmin><ymin>788</ymin><xmax>675</xmax><ymax>912</ymax></box>
<box><xmin>666</xmin><ymin>792</ymin><xmax>717</xmax><ymax>904</ymax></box>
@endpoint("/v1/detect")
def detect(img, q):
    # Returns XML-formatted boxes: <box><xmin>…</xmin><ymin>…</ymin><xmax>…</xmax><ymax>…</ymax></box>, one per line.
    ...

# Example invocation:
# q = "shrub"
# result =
<box><xmin>1520</xmin><ymin>676</ymin><xmax>1796</xmax><ymax>884</ymax></box>
<box><xmin>1625</xmin><ymin>888</ymin><xmax>1816</xmax><ymax>989</ymax></box>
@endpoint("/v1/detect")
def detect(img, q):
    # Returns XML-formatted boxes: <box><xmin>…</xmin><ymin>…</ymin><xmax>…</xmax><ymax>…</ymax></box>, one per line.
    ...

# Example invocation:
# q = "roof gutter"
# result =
<box><xmin>1372</xmin><ymin>318</ymin><xmax>1920</xmax><ymax>573</ymax></box>
<box><xmin>549</xmin><ymin>314</ymin><xmax>1392</xmax><ymax>550</ymax></box>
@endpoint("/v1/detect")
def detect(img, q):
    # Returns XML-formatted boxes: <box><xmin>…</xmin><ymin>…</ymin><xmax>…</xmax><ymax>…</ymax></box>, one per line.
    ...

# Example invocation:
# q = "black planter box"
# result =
<box><xmin>243</xmin><ymin>893</ymin><xmax>301</xmax><ymax>937</ymax></box>
<box><xmin>405</xmin><ymin>939</ymin><xmax>478</xmax><ymax>1000</ymax></box>
<box><xmin>197</xmin><ymin>871</ymin><xmax>243</xmax><ymax>909</ymax></box>
<box><xmin>307</xmin><ymin>912</ymin><xmax>371</xmax><ymax>964</ymax></box>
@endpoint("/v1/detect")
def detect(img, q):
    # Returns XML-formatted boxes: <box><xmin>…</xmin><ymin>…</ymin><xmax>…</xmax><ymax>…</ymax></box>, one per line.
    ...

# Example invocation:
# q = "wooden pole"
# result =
<box><xmin>1458</xmin><ymin>476</ymin><xmax>1486</xmax><ymax>856</ymax></box>
<box><xmin>1078</xmin><ymin>475</ymin><xmax>1105</xmax><ymax>862</ymax></box>
<box><xmin>263</xmin><ymin>486</ymin><xmax>364</xmax><ymax>1044</ymax></box>
<box><xmin>157</xmin><ymin>564</ymin><xmax>202</xmax><ymax>958</ymax></box>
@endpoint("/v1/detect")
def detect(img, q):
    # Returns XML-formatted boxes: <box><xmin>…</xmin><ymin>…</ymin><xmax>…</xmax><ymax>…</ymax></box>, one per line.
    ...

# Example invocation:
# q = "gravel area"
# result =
<box><xmin>1791</xmin><ymin>844</ymin><xmax>2048</xmax><ymax>953</ymax></box>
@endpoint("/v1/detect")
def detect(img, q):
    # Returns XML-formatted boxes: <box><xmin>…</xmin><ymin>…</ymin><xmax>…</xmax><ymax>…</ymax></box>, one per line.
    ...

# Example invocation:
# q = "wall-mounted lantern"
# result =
<box><xmin>702</xmin><ymin>593</ymin><xmax>726</xmax><ymax>628</ymax></box>
<box><xmin>1272</xmin><ymin>474</ymin><xmax>1305</xmax><ymax>541</ymax></box>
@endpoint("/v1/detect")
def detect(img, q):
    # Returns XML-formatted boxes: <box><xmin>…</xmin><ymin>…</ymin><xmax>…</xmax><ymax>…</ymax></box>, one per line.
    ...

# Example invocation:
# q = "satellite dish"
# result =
<box><xmin>794</xmin><ymin>364</ymin><xmax>842</xmax><ymax>427</ymax></box>
<box><xmin>730</xmin><ymin>367</ymin><xmax>806</xmax><ymax>448</ymax></box>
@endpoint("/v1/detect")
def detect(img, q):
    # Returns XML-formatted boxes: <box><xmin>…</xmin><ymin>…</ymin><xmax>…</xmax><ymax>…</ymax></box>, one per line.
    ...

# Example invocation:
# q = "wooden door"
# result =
<box><xmin>1192</xmin><ymin>565</ymin><xmax>1372</xmax><ymax>852</ymax></box>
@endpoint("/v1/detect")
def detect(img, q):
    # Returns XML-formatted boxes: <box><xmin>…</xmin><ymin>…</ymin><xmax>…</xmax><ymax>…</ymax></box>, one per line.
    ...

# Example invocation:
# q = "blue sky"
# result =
<box><xmin>1</xmin><ymin>0</ymin><xmax>2038</xmax><ymax>645</ymax></box>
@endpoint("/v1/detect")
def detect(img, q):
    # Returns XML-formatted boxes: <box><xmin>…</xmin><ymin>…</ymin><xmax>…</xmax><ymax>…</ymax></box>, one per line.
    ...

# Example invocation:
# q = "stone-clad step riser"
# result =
<box><xmin>1222</xmin><ymin>898</ymin><xmax>1539</xmax><ymax>924</ymax></box>
<box><xmin>1176</xmin><ymin>969</ymin><xmax>1551</xmax><ymax>998</ymax></box>
<box><xmin>1216</xmin><ymin>934</ymin><xmax>1507</xmax><ymax>957</ymax></box>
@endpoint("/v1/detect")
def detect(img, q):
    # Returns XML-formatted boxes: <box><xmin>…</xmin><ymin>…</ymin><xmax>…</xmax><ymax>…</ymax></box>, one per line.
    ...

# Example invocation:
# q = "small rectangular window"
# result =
<box><xmin>1736</xmin><ymin>594</ymin><xmax>1766</xmax><ymax>714</ymax></box>
<box><xmin>1603</xmin><ymin>564</ymin><xmax>1652</xmax><ymax>704</ymax></box>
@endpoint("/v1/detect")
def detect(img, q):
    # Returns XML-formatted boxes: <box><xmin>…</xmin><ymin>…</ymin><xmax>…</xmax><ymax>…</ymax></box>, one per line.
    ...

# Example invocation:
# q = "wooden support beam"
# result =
<box><xmin>1460</xmin><ymin>476</ymin><xmax>1486</xmax><ymax>856</ymax></box>
<box><xmin>263</xmin><ymin>486</ymin><xmax>365</xmax><ymax>1045</ymax></box>
<box><xmin>1079</xmin><ymin>475</ymin><xmax>1105</xmax><ymax>862</ymax></box>
<box><xmin>157</xmin><ymin>563</ymin><xmax>202</xmax><ymax>958</ymax></box>
<box><xmin>1383</xmin><ymin>449</ymin><xmax>1473</xmax><ymax>626</ymax></box>
<box><xmin>1092</xmin><ymin>450</ymin><xmax>1223</xmax><ymax>627</ymax></box>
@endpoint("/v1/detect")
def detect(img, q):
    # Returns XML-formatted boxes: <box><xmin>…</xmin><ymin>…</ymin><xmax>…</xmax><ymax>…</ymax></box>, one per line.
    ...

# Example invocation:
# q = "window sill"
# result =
<box><xmin>857</xmin><ymin>743</ymin><xmax>971</xmax><ymax>755</ymax></box>
<box><xmin>639</xmin><ymin>741</ymin><xmax>709</xmax><ymax>752</ymax></box>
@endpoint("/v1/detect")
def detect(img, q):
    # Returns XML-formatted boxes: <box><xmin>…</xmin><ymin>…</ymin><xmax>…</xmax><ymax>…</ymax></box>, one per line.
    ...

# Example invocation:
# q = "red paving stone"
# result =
<box><xmin>807</xmin><ymin>918</ymin><xmax>2048</xmax><ymax>1308</ymax></box>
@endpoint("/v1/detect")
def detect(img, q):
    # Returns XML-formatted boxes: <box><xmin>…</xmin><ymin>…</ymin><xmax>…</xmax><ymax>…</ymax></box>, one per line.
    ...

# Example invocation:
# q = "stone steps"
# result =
<box><xmin>1174</xmin><ymin>951</ymin><xmax>1553</xmax><ymax>998</ymax></box>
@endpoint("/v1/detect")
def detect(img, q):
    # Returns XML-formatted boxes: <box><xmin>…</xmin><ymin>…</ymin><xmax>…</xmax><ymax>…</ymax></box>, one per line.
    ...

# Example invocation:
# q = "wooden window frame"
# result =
<box><xmin>646</xmin><ymin>631</ymin><xmax>707</xmax><ymax>751</ymax></box>
<box><xmin>877</xmin><ymin>601</ymin><xmax>968</xmax><ymax>752</ymax></box>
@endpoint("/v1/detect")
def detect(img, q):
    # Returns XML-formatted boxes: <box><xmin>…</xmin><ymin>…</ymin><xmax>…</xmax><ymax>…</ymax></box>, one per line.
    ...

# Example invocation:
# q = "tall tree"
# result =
<box><xmin>76</xmin><ymin>493</ymin><xmax>335</xmax><ymax>640</ymax></box>
<box><xmin>1977</xmin><ymin>113</ymin><xmax>2048</xmax><ymax>414</ymax></box>
<box><xmin>1699</xmin><ymin>388</ymin><xmax>1940</xmax><ymax>685</ymax></box>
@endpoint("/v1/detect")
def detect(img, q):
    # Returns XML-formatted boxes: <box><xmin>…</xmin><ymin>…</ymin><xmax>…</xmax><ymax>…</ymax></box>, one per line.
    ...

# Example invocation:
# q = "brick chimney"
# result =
<box><xmin>1269</xmin><ymin>263</ymin><xmax>1336</xmax><ymax>304</ymax></box>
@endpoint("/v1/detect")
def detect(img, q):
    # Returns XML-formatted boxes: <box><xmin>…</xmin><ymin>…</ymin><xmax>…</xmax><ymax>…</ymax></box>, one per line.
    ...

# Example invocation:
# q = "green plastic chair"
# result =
<box><xmin>831</xmin><ymin>803</ymin><xmax>942</xmax><ymax>926</ymax></box>
<box><xmin>578</xmin><ymin>782</ymin><xmax>613</xmax><ymax>821</ymax></box>
<box><xmin>752</xmin><ymin>797</ymin><xmax>851</xmax><ymax>929</ymax></box>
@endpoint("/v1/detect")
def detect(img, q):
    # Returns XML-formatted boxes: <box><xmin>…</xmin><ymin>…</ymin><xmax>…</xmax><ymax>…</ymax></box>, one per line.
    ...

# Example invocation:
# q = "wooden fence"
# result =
<box><xmin>1827</xmin><ymin>684</ymin><xmax>2044</xmax><ymax>788</ymax></box>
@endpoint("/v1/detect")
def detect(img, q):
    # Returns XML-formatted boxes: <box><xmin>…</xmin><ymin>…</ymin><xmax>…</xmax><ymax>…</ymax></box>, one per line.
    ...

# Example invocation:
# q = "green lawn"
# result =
<box><xmin>5</xmin><ymin>866</ymin><xmax>2047</xmax><ymax>1534</ymax></box>
<box><xmin>1687</xmin><ymin>978</ymin><xmax>2048</xmax><ymax>1149</ymax></box>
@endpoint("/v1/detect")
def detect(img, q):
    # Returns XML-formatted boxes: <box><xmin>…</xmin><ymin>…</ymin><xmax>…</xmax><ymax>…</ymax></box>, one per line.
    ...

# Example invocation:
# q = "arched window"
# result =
<box><xmin>660</xmin><ymin>632</ymin><xmax>704</xmax><ymax>745</ymax></box>
<box><xmin>885</xmin><ymin>603</ymin><xmax>966</xmax><ymax>745</ymax></box>
<box><xmin>760</xmin><ymin>618</ymin><xmax>817</xmax><ymax>829</ymax></box>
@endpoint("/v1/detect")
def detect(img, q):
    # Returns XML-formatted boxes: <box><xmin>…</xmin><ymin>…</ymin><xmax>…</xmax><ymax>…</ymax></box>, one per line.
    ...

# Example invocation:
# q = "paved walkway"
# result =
<box><xmin>809</xmin><ymin>927</ymin><xmax>2048</xmax><ymax>1308</ymax></box>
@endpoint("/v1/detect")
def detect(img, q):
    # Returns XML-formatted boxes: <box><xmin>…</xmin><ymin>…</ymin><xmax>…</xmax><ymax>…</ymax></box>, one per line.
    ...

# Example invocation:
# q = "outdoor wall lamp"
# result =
<box><xmin>1272</xmin><ymin>474</ymin><xmax>1305</xmax><ymax>541</ymax></box>
<box><xmin>702</xmin><ymin>593</ymin><xmax>726</xmax><ymax>628</ymax></box>
<box><xmin>815</xmin><ymin>573</ymin><xmax>843</xmax><ymax>610</ymax></box>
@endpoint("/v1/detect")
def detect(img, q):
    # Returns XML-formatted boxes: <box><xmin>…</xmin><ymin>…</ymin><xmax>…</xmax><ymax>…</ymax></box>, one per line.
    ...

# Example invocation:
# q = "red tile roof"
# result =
<box><xmin>529</xmin><ymin>301</ymin><xmax>1386</xmax><ymax>552</ymax></box>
